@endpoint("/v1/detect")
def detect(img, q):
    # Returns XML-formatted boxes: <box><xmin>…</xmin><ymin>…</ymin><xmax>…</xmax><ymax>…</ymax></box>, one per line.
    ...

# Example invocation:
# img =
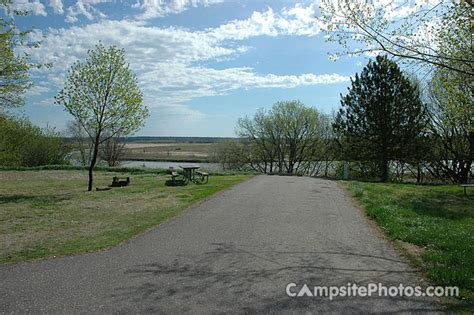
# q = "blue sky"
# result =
<box><xmin>10</xmin><ymin>0</ymin><xmax>374</xmax><ymax>137</ymax></box>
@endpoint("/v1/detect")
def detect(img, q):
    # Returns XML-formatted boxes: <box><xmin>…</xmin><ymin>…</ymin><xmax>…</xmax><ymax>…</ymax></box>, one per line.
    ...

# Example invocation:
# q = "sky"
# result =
<box><xmin>8</xmin><ymin>0</ymin><xmax>389</xmax><ymax>137</ymax></box>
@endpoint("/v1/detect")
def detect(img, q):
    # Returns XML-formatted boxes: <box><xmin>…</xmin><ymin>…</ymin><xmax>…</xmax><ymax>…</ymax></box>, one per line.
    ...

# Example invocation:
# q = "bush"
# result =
<box><xmin>0</xmin><ymin>115</ymin><xmax>68</xmax><ymax>167</ymax></box>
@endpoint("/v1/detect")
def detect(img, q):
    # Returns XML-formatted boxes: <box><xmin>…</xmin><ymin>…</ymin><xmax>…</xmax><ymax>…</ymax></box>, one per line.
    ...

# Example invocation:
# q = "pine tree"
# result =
<box><xmin>334</xmin><ymin>55</ymin><xmax>427</xmax><ymax>182</ymax></box>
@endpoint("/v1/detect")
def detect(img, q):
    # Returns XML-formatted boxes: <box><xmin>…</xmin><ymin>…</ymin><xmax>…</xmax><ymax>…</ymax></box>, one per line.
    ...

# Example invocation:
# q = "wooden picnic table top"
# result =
<box><xmin>459</xmin><ymin>184</ymin><xmax>474</xmax><ymax>196</ymax></box>
<box><xmin>179</xmin><ymin>165</ymin><xmax>201</xmax><ymax>170</ymax></box>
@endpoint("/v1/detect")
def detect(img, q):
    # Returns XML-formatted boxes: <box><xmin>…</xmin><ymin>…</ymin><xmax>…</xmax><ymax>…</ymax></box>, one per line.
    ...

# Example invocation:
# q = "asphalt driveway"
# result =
<box><xmin>0</xmin><ymin>175</ymin><xmax>442</xmax><ymax>313</ymax></box>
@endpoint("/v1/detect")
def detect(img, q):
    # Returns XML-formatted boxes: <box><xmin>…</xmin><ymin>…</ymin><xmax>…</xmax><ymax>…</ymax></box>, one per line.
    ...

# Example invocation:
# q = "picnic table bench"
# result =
<box><xmin>171</xmin><ymin>171</ymin><xmax>180</xmax><ymax>181</ymax></box>
<box><xmin>110</xmin><ymin>176</ymin><xmax>130</xmax><ymax>187</ymax></box>
<box><xmin>169</xmin><ymin>169</ymin><xmax>187</xmax><ymax>185</ymax></box>
<box><xmin>195</xmin><ymin>170</ymin><xmax>209</xmax><ymax>184</ymax></box>
<box><xmin>460</xmin><ymin>184</ymin><xmax>474</xmax><ymax>196</ymax></box>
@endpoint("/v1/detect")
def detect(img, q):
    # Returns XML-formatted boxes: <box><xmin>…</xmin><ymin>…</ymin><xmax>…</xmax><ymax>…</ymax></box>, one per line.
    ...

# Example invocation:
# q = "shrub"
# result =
<box><xmin>0</xmin><ymin>114</ymin><xmax>68</xmax><ymax>167</ymax></box>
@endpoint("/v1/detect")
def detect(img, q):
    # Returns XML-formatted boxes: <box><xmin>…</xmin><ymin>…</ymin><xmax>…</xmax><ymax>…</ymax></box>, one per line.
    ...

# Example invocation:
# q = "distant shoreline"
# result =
<box><xmin>63</xmin><ymin>136</ymin><xmax>238</xmax><ymax>144</ymax></box>
<box><xmin>122</xmin><ymin>158</ymin><xmax>211</xmax><ymax>163</ymax></box>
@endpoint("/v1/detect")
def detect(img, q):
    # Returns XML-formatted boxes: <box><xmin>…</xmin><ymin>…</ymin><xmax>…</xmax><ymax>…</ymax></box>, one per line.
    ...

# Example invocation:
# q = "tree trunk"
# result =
<box><xmin>459</xmin><ymin>163</ymin><xmax>470</xmax><ymax>184</ymax></box>
<box><xmin>416</xmin><ymin>164</ymin><xmax>421</xmax><ymax>184</ymax></box>
<box><xmin>381</xmin><ymin>159</ymin><xmax>389</xmax><ymax>182</ymax></box>
<box><xmin>457</xmin><ymin>132</ymin><xmax>474</xmax><ymax>184</ymax></box>
<box><xmin>470</xmin><ymin>131</ymin><xmax>474</xmax><ymax>158</ymax></box>
<box><xmin>469</xmin><ymin>131</ymin><xmax>474</xmax><ymax>182</ymax></box>
<box><xmin>87</xmin><ymin>140</ymin><xmax>100</xmax><ymax>191</ymax></box>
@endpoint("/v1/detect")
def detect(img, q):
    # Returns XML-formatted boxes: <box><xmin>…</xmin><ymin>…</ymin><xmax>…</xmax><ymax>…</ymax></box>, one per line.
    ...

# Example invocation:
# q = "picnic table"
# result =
<box><xmin>179</xmin><ymin>165</ymin><xmax>209</xmax><ymax>184</ymax></box>
<box><xmin>460</xmin><ymin>184</ymin><xmax>474</xmax><ymax>196</ymax></box>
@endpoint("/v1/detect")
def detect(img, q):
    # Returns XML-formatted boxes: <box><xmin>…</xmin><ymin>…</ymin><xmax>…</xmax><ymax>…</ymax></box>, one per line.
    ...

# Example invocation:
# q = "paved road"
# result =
<box><xmin>1</xmin><ymin>176</ymin><xmax>442</xmax><ymax>313</ymax></box>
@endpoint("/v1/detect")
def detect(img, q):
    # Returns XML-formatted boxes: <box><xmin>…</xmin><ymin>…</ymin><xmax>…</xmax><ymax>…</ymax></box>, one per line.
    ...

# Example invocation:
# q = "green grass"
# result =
<box><xmin>0</xmin><ymin>170</ymin><xmax>251</xmax><ymax>264</ymax></box>
<box><xmin>344</xmin><ymin>181</ymin><xmax>474</xmax><ymax>306</ymax></box>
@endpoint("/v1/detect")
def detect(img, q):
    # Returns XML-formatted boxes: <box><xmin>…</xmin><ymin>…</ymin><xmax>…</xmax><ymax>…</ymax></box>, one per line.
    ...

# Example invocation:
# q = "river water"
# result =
<box><xmin>121</xmin><ymin>160</ymin><xmax>223</xmax><ymax>171</ymax></box>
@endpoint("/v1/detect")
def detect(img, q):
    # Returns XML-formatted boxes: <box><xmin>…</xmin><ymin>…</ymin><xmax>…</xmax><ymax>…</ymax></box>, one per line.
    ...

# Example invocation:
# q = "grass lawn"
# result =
<box><xmin>0</xmin><ymin>170</ymin><xmax>250</xmax><ymax>264</ymax></box>
<box><xmin>344</xmin><ymin>181</ymin><xmax>474</xmax><ymax>306</ymax></box>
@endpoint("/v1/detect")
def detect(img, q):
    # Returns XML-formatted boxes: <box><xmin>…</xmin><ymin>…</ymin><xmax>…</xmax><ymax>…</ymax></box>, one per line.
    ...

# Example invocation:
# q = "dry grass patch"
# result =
<box><xmin>121</xmin><ymin>142</ymin><xmax>218</xmax><ymax>161</ymax></box>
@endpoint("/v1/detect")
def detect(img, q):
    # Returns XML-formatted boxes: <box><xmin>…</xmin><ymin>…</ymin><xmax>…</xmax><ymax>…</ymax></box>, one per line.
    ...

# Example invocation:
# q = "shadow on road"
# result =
<box><xmin>112</xmin><ymin>242</ymin><xmax>442</xmax><ymax>313</ymax></box>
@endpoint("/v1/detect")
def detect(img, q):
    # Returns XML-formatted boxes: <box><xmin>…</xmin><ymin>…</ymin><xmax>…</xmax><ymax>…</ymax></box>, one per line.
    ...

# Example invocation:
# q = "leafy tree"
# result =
<box><xmin>426</xmin><ymin>70</ymin><xmax>472</xmax><ymax>183</ymax></box>
<box><xmin>55</xmin><ymin>44</ymin><xmax>149</xmax><ymax>191</ymax></box>
<box><xmin>421</xmin><ymin>1</ymin><xmax>473</xmax><ymax>183</ymax></box>
<box><xmin>318</xmin><ymin>0</ymin><xmax>473</xmax><ymax>76</ymax></box>
<box><xmin>0</xmin><ymin>114</ymin><xmax>29</xmax><ymax>166</ymax></box>
<box><xmin>237</xmin><ymin>100</ymin><xmax>322</xmax><ymax>174</ymax></box>
<box><xmin>0</xmin><ymin>0</ymin><xmax>46</xmax><ymax>110</ymax></box>
<box><xmin>434</xmin><ymin>1</ymin><xmax>473</xmax><ymax>131</ymax></box>
<box><xmin>333</xmin><ymin>56</ymin><xmax>427</xmax><ymax>182</ymax></box>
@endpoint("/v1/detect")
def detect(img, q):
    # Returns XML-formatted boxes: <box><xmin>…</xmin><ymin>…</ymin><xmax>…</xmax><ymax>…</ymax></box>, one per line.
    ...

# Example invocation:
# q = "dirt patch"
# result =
<box><xmin>394</xmin><ymin>240</ymin><xmax>426</xmax><ymax>266</ymax></box>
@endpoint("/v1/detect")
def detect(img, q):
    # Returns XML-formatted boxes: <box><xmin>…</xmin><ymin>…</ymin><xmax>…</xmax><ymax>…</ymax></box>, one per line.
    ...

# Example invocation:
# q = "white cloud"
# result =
<box><xmin>25</xmin><ymin>84</ymin><xmax>50</xmax><ymax>96</ymax></box>
<box><xmin>379</xmin><ymin>0</ymin><xmax>444</xmax><ymax>20</ymax></box>
<box><xmin>140</xmin><ymin>63</ymin><xmax>348</xmax><ymax>108</ymax></box>
<box><xmin>25</xmin><ymin>4</ymin><xmax>349</xmax><ymax>123</ymax></box>
<box><xmin>279</xmin><ymin>3</ymin><xmax>320</xmax><ymax>36</ymax></box>
<box><xmin>48</xmin><ymin>0</ymin><xmax>63</xmax><ymax>14</ymax></box>
<box><xmin>208</xmin><ymin>4</ymin><xmax>321</xmax><ymax>41</ymax></box>
<box><xmin>65</xmin><ymin>0</ymin><xmax>109</xmax><ymax>23</ymax></box>
<box><xmin>133</xmin><ymin>0</ymin><xmax>223</xmax><ymax>20</ymax></box>
<box><xmin>38</xmin><ymin>97</ymin><xmax>56</xmax><ymax>107</ymax></box>
<box><xmin>11</xmin><ymin>0</ymin><xmax>47</xmax><ymax>16</ymax></box>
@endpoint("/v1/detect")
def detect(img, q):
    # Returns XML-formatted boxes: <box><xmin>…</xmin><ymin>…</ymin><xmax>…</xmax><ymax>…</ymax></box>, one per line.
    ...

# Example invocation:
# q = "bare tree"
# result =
<box><xmin>211</xmin><ymin>140</ymin><xmax>248</xmax><ymax>171</ymax></box>
<box><xmin>307</xmin><ymin>114</ymin><xmax>338</xmax><ymax>177</ymax></box>
<box><xmin>66</xmin><ymin>120</ymin><xmax>92</xmax><ymax>166</ymax></box>
<box><xmin>237</xmin><ymin>109</ymin><xmax>281</xmax><ymax>173</ymax></box>
<box><xmin>237</xmin><ymin>100</ymin><xmax>322</xmax><ymax>174</ymax></box>
<box><xmin>100</xmin><ymin>131</ymin><xmax>126</xmax><ymax>167</ymax></box>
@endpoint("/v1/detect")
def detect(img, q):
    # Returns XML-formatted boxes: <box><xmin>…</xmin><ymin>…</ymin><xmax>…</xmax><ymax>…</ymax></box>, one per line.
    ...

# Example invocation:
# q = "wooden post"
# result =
<box><xmin>343</xmin><ymin>162</ymin><xmax>349</xmax><ymax>180</ymax></box>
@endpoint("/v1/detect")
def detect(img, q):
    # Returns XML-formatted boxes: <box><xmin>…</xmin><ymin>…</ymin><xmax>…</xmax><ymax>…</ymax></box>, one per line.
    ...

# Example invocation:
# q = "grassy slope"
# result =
<box><xmin>344</xmin><ymin>181</ymin><xmax>474</xmax><ymax>305</ymax></box>
<box><xmin>0</xmin><ymin>170</ymin><xmax>250</xmax><ymax>264</ymax></box>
